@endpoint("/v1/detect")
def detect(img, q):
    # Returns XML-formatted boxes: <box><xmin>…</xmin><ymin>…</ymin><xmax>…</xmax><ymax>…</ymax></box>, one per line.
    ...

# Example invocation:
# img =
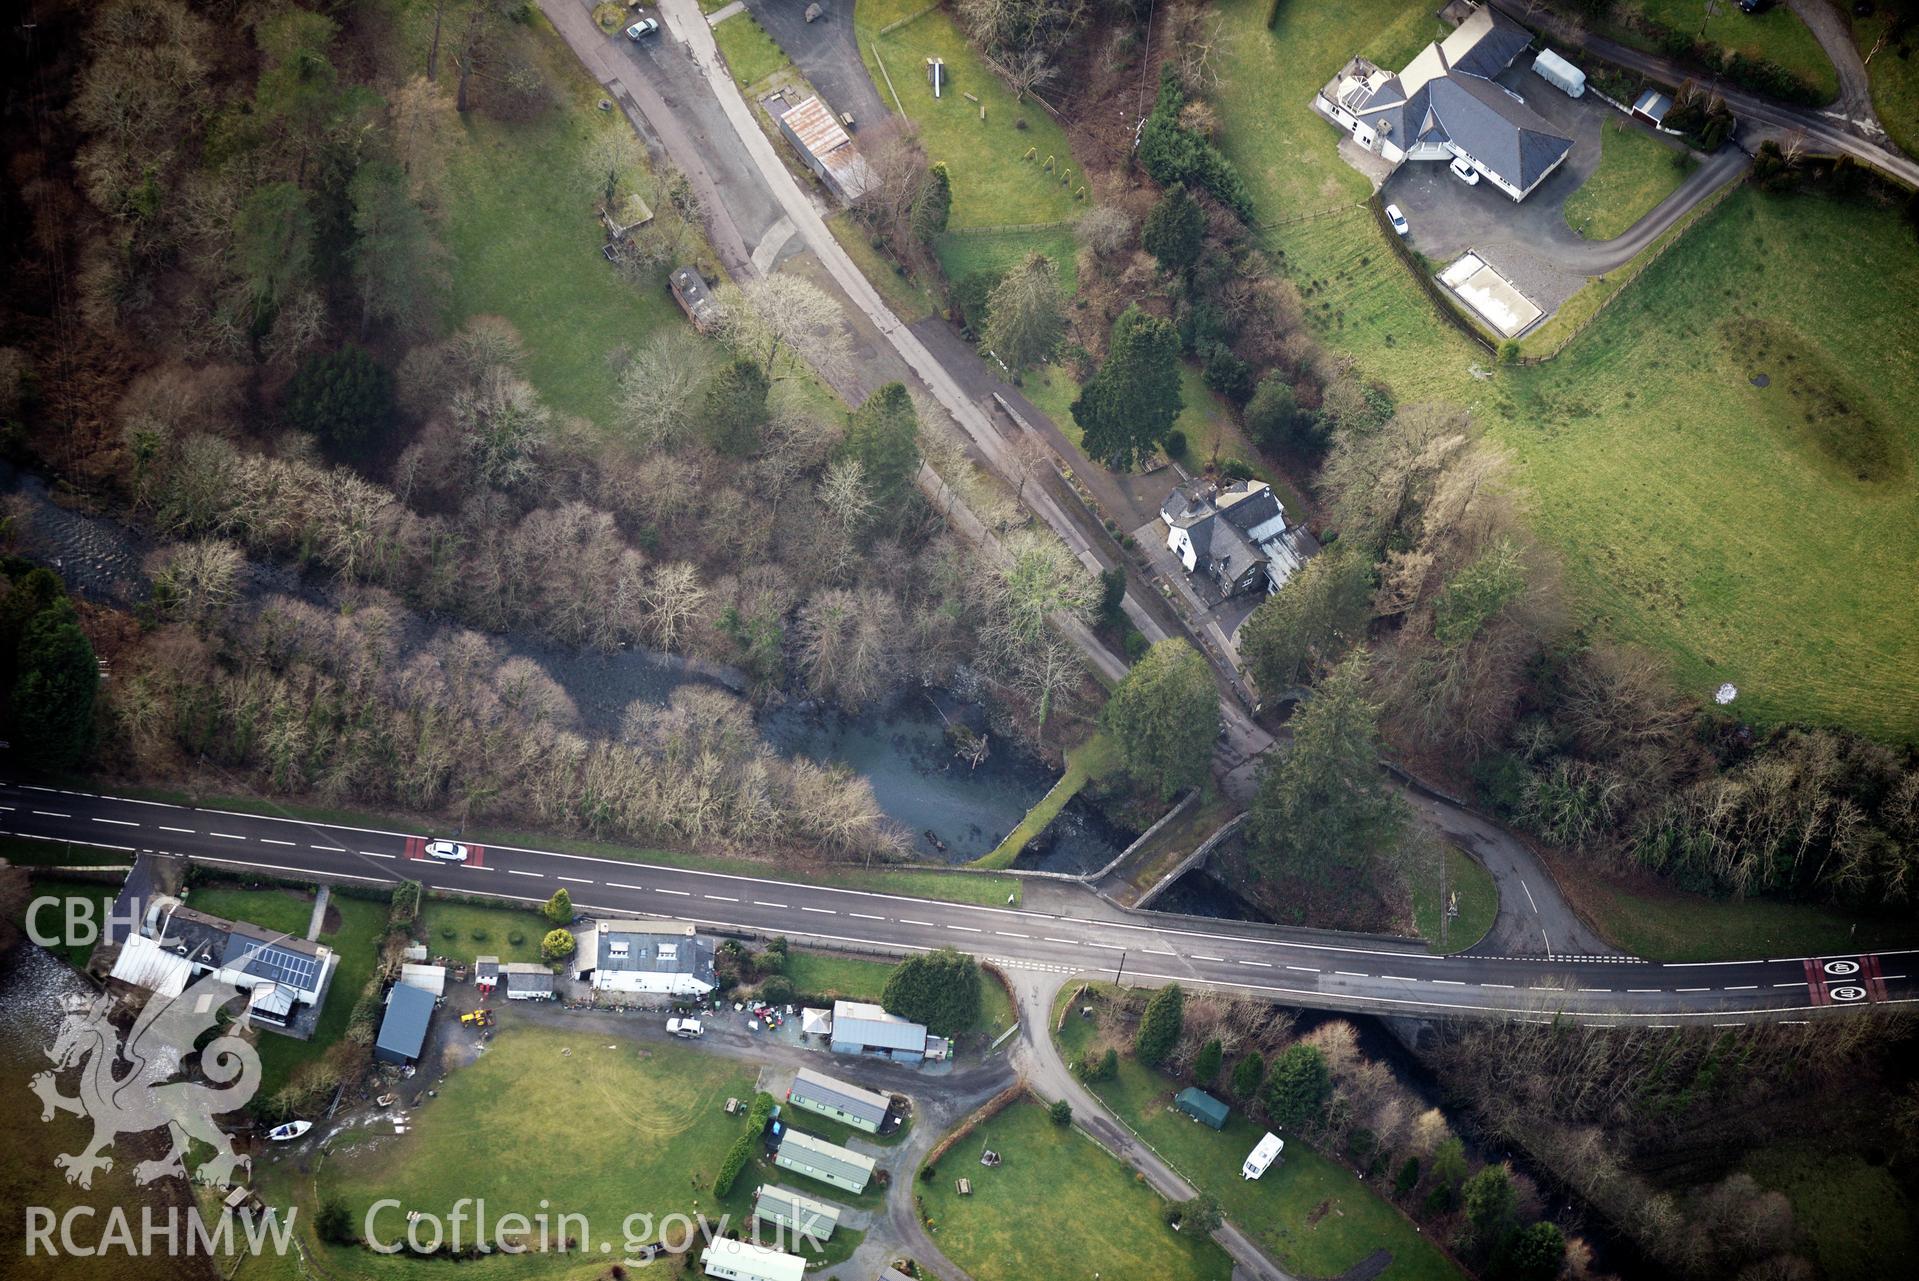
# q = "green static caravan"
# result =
<box><xmin>1174</xmin><ymin>1087</ymin><xmax>1229</xmax><ymax>1130</ymax></box>
<box><xmin>786</xmin><ymin>1067</ymin><xmax>892</xmax><ymax>1134</ymax></box>
<box><xmin>772</xmin><ymin>1128</ymin><xmax>876</xmax><ymax>1194</ymax></box>
<box><xmin>752</xmin><ymin>1183</ymin><xmax>843</xmax><ymax>1241</ymax></box>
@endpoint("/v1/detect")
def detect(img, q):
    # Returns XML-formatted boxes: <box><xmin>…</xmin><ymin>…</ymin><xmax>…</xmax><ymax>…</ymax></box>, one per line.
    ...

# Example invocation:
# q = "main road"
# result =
<box><xmin>6</xmin><ymin>782</ymin><xmax>1911</xmax><ymax>1026</ymax></box>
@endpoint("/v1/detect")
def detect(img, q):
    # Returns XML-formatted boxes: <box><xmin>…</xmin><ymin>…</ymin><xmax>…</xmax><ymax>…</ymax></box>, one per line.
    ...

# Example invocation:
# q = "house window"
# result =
<box><xmin>658</xmin><ymin>944</ymin><xmax>678</xmax><ymax>963</ymax></box>
<box><xmin>608</xmin><ymin>941</ymin><xmax>630</xmax><ymax>959</ymax></box>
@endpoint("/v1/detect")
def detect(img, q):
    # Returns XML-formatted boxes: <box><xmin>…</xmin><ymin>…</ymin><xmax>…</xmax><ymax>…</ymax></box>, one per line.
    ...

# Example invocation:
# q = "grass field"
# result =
<box><xmin>1408</xmin><ymin>845</ymin><xmax>1497</xmax><ymax>954</ymax></box>
<box><xmin>420</xmin><ymin>899</ymin><xmax>550</xmax><ymax>965</ymax></box>
<box><xmin>933</xmin><ymin>225</ymin><xmax>1081</xmax><ymax>294</ymax></box>
<box><xmin>183</xmin><ymin>883</ymin><xmax>387</xmax><ymax>1103</ymax></box>
<box><xmin>1857</xmin><ymin>11</ymin><xmax>1919</xmax><ymax>158</ymax></box>
<box><xmin>780</xmin><ymin>949</ymin><xmax>1017</xmax><ymax>1040</ymax></box>
<box><xmin>1542</xmin><ymin>849</ymin><xmax>1919</xmax><ymax>962</ymax></box>
<box><xmin>1212</xmin><ymin>0</ymin><xmax>1919</xmax><ymax>739</ymax></box>
<box><xmin>976</xmin><ymin>732</ymin><xmax>1120</xmax><ymax>867</ymax></box>
<box><xmin>1615</xmin><ymin>1</ymin><xmax>1839</xmax><ymax>102</ymax></box>
<box><xmin>436</xmin><ymin>13</ymin><xmax>691</xmax><ymax>433</ymax></box>
<box><xmin>829</xmin><ymin>212</ymin><xmax>938</xmax><ymax>319</ymax></box>
<box><xmin>319</xmin><ymin>1027</ymin><xmax>782</xmax><ymax>1270</ymax></box>
<box><xmin>1563</xmin><ymin>119</ymin><xmax>1694</xmax><ymax>240</ymax></box>
<box><xmin>712</xmin><ymin>11</ymin><xmax>792</xmax><ymax>90</ymax></box>
<box><xmin>1747</xmin><ymin>1143</ymin><xmax>1917</xmax><ymax>1281</ymax></box>
<box><xmin>918</xmin><ymin>1098</ymin><xmax>1236</xmax><ymax>1281</ymax></box>
<box><xmin>14</xmin><ymin>873</ymin><xmax>117</xmax><ymax>971</ymax></box>
<box><xmin>1056</xmin><ymin>1001</ymin><xmax>1462</xmax><ymax>1281</ymax></box>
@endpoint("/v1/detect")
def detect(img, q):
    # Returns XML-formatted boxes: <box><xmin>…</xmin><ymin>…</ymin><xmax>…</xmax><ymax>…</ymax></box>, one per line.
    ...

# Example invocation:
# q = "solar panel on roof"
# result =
<box><xmin>238</xmin><ymin>944</ymin><xmax>317</xmax><ymax>991</ymax></box>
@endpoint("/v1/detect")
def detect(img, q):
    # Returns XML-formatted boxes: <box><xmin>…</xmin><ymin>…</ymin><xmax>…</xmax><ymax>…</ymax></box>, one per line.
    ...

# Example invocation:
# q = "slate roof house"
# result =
<box><xmin>573</xmin><ymin>920</ymin><xmax>716</xmax><ymax>997</ymax></box>
<box><xmin>109</xmin><ymin>895</ymin><xmax>338</xmax><ymax>1040</ymax></box>
<box><xmin>1160</xmin><ymin>478</ymin><xmax>1316</xmax><ymax>600</ymax></box>
<box><xmin>787</xmin><ymin>1068</ymin><xmax>892</xmax><ymax>1133</ymax></box>
<box><xmin>501</xmin><ymin>962</ymin><xmax>556</xmax><ymax>1000</ymax></box>
<box><xmin>1313</xmin><ymin>3</ymin><xmax>1572</xmax><ymax>200</ymax></box>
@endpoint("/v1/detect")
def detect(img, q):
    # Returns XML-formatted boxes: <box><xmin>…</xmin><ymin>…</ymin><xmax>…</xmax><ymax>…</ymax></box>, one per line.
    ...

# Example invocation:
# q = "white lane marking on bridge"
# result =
<box><xmin>1335</xmin><ymin>971</ymin><xmax>1368</xmax><ymax>978</ymax></box>
<box><xmin>655</xmin><ymin>888</ymin><xmax>690</xmax><ymax>896</ymax></box>
<box><xmin>508</xmin><ymin>869</ymin><xmax>544</xmax><ymax>878</ymax></box>
<box><xmin>1724</xmin><ymin>984</ymin><xmax>1757</xmax><ymax>990</ymax></box>
<box><xmin>92</xmin><ymin>818</ymin><xmax>138</xmax><ymax>826</ymax></box>
<box><xmin>1579</xmin><ymin>988</ymin><xmax>1611</xmax><ymax>993</ymax></box>
<box><xmin>1088</xmin><ymin>942</ymin><xmax>1123</xmax><ymax>950</ymax></box>
<box><xmin>211</xmin><ymin>832</ymin><xmax>247</xmax><ymax>840</ymax></box>
<box><xmin>1773</xmin><ymin>982</ymin><xmax>1807</xmax><ymax>988</ymax></box>
<box><xmin>1238</xmin><ymin>960</ymin><xmax>1273</xmax><ymax>968</ymax></box>
<box><xmin>310</xmin><ymin>844</ymin><xmax>337</xmax><ymax>851</ymax></box>
<box><xmin>705</xmin><ymin>894</ymin><xmax>738</xmax><ymax>902</ymax></box>
<box><xmin>159</xmin><ymin>826</ymin><xmax>195</xmax><ymax>834</ymax></box>
<box><xmin>1432</xmin><ymin>979</ymin><xmax>1465</xmax><ymax>986</ymax></box>
<box><xmin>35</xmin><ymin>811</ymin><xmax>72</xmax><ymax>818</ymax></box>
<box><xmin>1676</xmin><ymin>987</ymin><xmax>1710</xmax><ymax>992</ymax></box>
<box><xmin>1381</xmin><ymin>975</ymin><xmax>1417</xmax><ymax>982</ymax></box>
<box><xmin>849</xmin><ymin>912</ymin><xmax>885</xmax><ymax>921</ymax></box>
<box><xmin>802</xmin><ymin>907</ymin><xmax>837</xmax><ymax>915</ymax></box>
<box><xmin>756</xmin><ymin>900</ymin><xmax>788</xmax><ymax>908</ymax></box>
<box><xmin>608</xmin><ymin>882</ymin><xmax>646</xmax><ymax>891</ymax></box>
<box><xmin>259</xmin><ymin>838</ymin><xmax>294</xmax><ymax>846</ymax></box>
<box><xmin>900</xmin><ymin>918</ymin><xmax>935</xmax><ymax>927</ymax></box>
<box><xmin>996</xmin><ymin>931</ymin><xmax>1029</xmax><ymax>939</ymax></box>
<box><xmin>558</xmin><ymin>876</ymin><xmax>596</xmax><ymax>885</ymax></box>
<box><xmin>458</xmin><ymin>863</ymin><xmax>491</xmax><ymax>871</ymax></box>
<box><xmin>361</xmin><ymin>853</ymin><xmax>396</xmax><ymax>860</ymax></box>
<box><xmin>1628</xmin><ymin>988</ymin><xmax>1662</xmax><ymax>993</ymax></box>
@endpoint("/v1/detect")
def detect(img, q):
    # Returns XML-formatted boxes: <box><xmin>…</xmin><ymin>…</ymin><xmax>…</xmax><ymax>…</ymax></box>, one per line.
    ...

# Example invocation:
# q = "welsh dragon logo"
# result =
<box><xmin>30</xmin><ymin>951</ymin><xmax>266</xmax><ymax>1189</ymax></box>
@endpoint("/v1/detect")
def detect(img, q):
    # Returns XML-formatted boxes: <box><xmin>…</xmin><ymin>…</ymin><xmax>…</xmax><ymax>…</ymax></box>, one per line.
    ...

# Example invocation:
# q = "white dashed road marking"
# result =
<box><xmin>557</xmin><ymin>876</ymin><xmax>596</xmax><ymax>885</ymax></box>
<box><xmin>705</xmin><ymin>895</ymin><xmax>738</xmax><ymax>902</ymax></box>
<box><xmin>92</xmin><ymin>818</ymin><xmax>138</xmax><ymax>827</ymax></box>
<box><xmin>260</xmin><ymin>838</ymin><xmax>295</xmax><ymax>846</ymax></box>
<box><xmin>608</xmin><ymin>882</ymin><xmax>646</xmax><ymax>891</ymax></box>
<box><xmin>849</xmin><ymin>912</ymin><xmax>885</xmax><ymax>921</ymax></box>
<box><xmin>655</xmin><ymin>888</ymin><xmax>690</xmax><ymax>896</ymax></box>
<box><xmin>508</xmin><ymin>869</ymin><xmax>544</xmax><ymax>878</ymax></box>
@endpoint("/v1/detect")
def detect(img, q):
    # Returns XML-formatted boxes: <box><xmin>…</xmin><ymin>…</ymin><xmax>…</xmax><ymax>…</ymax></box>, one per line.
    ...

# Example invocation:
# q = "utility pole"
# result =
<box><xmin>1114</xmin><ymin>949</ymin><xmax>1127</xmax><ymax>989</ymax></box>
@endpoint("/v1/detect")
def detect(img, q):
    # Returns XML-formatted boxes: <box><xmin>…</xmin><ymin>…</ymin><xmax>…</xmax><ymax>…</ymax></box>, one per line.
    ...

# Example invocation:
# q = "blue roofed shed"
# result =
<box><xmin>1174</xmin><ymin>1087</ymin><xmax>1229</xmax><ymax>1130</ymax></box>
<box><xmin>374</xmin><ymin>982</ymin><xmax>435</xmax><ymax>1065</ymax></box>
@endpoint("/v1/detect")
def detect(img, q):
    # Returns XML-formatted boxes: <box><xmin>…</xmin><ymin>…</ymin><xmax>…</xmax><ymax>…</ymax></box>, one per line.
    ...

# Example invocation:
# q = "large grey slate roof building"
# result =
<box><xmin>574</xmin><ymin>919</ymin><xmax>717</xmax><ymax>996</ymax></box>
<box><xmin>1313</xmin><ymin>3</ymin><xmax>1573</xmax><ymax>201</ymax></box>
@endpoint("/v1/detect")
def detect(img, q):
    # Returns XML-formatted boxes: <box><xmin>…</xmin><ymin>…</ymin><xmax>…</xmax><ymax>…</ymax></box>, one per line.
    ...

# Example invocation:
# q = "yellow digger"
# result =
<box><xmin>460</xmin><ymin>1008</ymin><xmax>495</xmax><ymax>1029</ymax></box>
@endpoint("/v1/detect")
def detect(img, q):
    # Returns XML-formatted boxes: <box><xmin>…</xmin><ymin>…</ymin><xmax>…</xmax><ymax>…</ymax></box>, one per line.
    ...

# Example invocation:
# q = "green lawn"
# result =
<box><xmin>918</xmin><ymin>1098</ymin><xmax>1236</xmax><ymax>1281</ymax></box>
<box><xmin>1543</xmin><ymin>852</ymin><xmax>1919</xmax><ymax>962</ymax></box>
<box><xmin>712</xmin><ymin>11</ymin><xmax>792</xmax><ymax>90</ymax></box>
<box><xmin>933</xmin><ymin>225</ymin><xmax>1081</xmax><ymax>294</ymax></box>
<box><xmin>1408</xmin><ymin>844</ymin><xmax>1497</xmax><ymax>955</ymax></box>
<box><xmin>859</xmin><ymin>3</ymin><xmax>1084</xmax><ymax>229</ymax></box>
<box><xmin>420</xmin><ymin>899</ymin><xmax>550</xmax><ymax>964</ymax></box>
<box><xmin>1857</xmin><ymin>11</ymin><xmax>1919</xmax><ymax>158</ymax></box>
<box><xmin>780</xmin><ymin>949</ymin><xmax>1017</xmax><ymax>1041</ymax></box>
<box><xmin>184</xmin><ymin>883</ymin><xmax>388</xmax><ymax>1104</ymax></box>
<box><xmin>1563</xmin><ymin>119</ymin><xmax>1694</xmax><ymax>240</ymax></box>
<box><xmin>13</xmin><ymin>873</ymin><xmax>117</xmax><ymax>971</ymax></box>
<box><xmin>0</xmin><ymin>834</ymin><xmax>130</xmax><ymax>867</ymax></box>
<box><xmin>437</xmin><ymin>12</ymin><xmax>690</xmax><ymax>432</ymax></box>
<box><xmin>319</xmin><ymin>1027</ymin><xmax>806</xmax><ymax>1270</ymax></box>
<box><xmin>1056</xmin><ymin>998</ymin><xmax>1463</xmax><ymax>1281</ymax></box>
<box><xmin>976</xmin><ymin>731</ymin><xmax>1120</xmax><ymax>868</ymax></box>
<box><xmin>829</xmin><ymin>211</ymin><xmax>938</xmax><ymax>320</ymax></box>
<box><xmin>1747</xmin><ymin>1144</ymin><xmax>1917</xmax><ymax>1281</ymax></box>
<box><xmin>1616</xmin><ymin>1</ymin><xmax>1839</xmax><ymax>102</ymax></box>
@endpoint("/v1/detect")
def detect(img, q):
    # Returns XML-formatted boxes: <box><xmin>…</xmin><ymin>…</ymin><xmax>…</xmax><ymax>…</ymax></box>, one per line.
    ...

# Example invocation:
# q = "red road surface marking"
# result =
<box><xmin>1864</xmin><ymin>954</ymin><xmax>1889</xmax><ymax>1003</ymax></box>
<box><xmin>405</xmin><ymin>836</ymin><xmax>427</xmax><ymax>861</ymax></box>
<box><xmin>467</xmin><ymin>844</ymin><xmax>486</xmax><ymax>868</ymax></box>
<box><xmin>1804</xmin><ymin>959</ymin><xmax>1831</xmax><ymax>1006</ymax></box>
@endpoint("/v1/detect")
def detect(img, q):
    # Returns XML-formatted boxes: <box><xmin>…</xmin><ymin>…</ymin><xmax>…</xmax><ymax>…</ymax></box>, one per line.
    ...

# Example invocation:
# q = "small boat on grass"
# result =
<box><xmin>267</xmin><ymin>1120</ymin><xmax>312</xmax><ymax>1142</ymax></box>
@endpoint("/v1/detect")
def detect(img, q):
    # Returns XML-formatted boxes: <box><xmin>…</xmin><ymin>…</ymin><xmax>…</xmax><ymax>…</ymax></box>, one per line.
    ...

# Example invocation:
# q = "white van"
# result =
<box><xmin>667</xmin><ymin>1017</ymin><xmax>704</xmax><ymax>1039</ymax></box>
<box><xmin>1242</xmin><ymin>1132</ymin><xmax>1284</xmax><ymax>1180</ymax></box>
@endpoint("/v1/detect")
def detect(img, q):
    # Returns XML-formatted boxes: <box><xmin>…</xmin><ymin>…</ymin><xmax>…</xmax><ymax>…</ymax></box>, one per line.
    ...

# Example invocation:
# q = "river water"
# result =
<box><xmin>1</xmin><ymin>467</ymin><xmax>1129</xmax><ymax>874</ymax></box>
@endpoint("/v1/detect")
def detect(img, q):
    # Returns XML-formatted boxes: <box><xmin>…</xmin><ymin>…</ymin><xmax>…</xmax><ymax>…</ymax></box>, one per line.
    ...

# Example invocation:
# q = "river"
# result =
<box><xmin>1</xmin><ymin>467</ymin><xmax>1130</xmax><ymax>874</ymax></box>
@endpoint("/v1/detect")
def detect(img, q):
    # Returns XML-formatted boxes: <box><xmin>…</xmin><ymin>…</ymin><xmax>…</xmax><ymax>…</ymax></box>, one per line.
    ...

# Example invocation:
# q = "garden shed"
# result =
<box><xmin>1174</xmin><ymin>1087</ymin><xmax>1229</xmax><ymax>1131</ymax></box>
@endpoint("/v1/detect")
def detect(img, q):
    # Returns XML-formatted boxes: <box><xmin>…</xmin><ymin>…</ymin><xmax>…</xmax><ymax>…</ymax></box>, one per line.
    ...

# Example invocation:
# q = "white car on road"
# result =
<box><xmin>1385</xmin><ymin>204</ymin><xmax>1410</xmax><ymax>236</ymax></box>
<box><xmin>424</xmin><ymin>840</ymin><xmax>470</xmax><ymax>862</ymax></box>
